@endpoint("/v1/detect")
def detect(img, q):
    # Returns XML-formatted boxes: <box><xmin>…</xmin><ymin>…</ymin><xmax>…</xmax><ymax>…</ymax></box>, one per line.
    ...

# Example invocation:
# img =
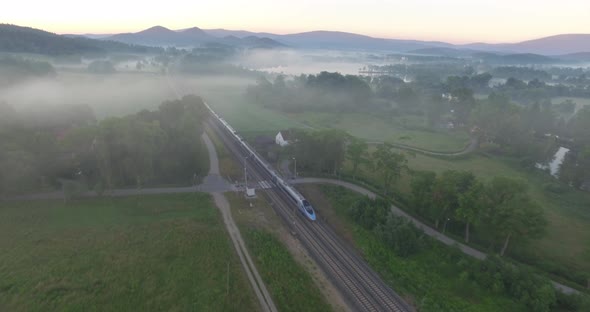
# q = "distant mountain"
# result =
<box><xmin>408</xmin><ymin>47</ymin><xmax>566</xmax><ymax>64</ymax></box>
<box><xmin>408</xmin><ymin>47</ymin><xmax>477</xmax><ymax>57</ymax></box>
<box><xmin>558</xmin><ymin>52</ymin><xmax>590</xmax><ymax>62</ymax></box>
<box><xmin>87</xmin><ymin>26</ymin><xmax>590</xmax><ymax>55</ymax></box>
<box><xmin>203</xmin><ymin>28</ymin><xmax>276</xmax><ymax>38</ymax></box>
<box><xmin>269</xmin><ymin>30</ymin><xmax>452</xmax><ymax>52</ymax></box>
<box><xmin>105</xmin><ymin>26</ymin><xmax>284</xmax><ymax>49</ymax></box>
<box><xmin>463</xmin><ymin>34</ymin><xmax>590</xmax><ymax>55</ymax></box>
<box><xmin>0</xmin><ymin>24</ymin><xmax>158</xmax><ymax>56</ymax></box>
<box><xmin>107</xmin><ymin>25</ymin><xmax>208</xmax><ymax>46</ymax></box>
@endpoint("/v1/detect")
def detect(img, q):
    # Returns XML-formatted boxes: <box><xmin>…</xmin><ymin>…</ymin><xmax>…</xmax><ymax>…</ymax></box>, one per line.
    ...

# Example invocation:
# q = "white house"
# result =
<box><xmin>275</xmin><ymin>131</ymin><xmax>291</xmax><ymax>147</ymax></box>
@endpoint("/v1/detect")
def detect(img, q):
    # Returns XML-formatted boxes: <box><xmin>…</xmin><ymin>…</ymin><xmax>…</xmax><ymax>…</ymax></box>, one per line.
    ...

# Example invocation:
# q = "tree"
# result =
<box><xmin>410</xmin><ymin>170</ymin><xmax>436</xmax><ymax>217</ymax></box>
<box><xmin>432</xmin><ymin>170</ymin><xmax>476</xmax><ymax>230</ymax></box>
<box><xmin>292</xmin><ymin>129</ymin><xmax>346</xmax><ymax>174</ymax></box>
<box><xmin>450</xmin><ymin>88</ymin><xmax>476</xmax><ymax>125</ymax></box>
<box><xmin>456</xmin><ymin>181</ymin><xmax>485</xmax><ymax>243</ymax></box>
<box><xmin>395</xmin><ymin>86</ymin><xmax>421</xmax><ymax>111</ymax></box>
<box><xmin>374</xmin><ymin>213</ymin><xmax>423</xmax><ymax>257</ymax></box>
<box><xmin>372</xmin><ymin>145</ymin><xmax>407</xmax><ymax>196</ymax></box>
<box><xmin>484</xmin><ymin>177</ymin><xmax>547</xmax><ymax>256</ymax></box>
<box><xmin>348</xmin><ymin>197</ymin><xmax>389</xmax><ymax>230</ymax></box>
<box><xmin>346</xmin><ymin>138</ymin><xmax>369</xmax><ymax>179</ymax></box>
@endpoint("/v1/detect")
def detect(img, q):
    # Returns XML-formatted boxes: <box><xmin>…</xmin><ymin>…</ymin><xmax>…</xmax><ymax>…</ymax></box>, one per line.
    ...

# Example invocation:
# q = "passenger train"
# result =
<box><xmin>204</xmin><ymin>101</ymin><xmax>317</xmax><ymax>221</ymax></box>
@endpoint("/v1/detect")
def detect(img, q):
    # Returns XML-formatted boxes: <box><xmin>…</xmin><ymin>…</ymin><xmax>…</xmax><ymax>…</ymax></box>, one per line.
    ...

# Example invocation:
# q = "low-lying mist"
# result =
<box><xmin>0</xmin><ymin>71</ymin><xmax>255</xmax><ymax>120</ymax></box>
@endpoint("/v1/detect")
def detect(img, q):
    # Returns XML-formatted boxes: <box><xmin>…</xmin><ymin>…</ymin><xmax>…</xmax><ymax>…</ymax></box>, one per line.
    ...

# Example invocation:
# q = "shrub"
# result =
<box><xmin>347</xmin><ymin>197</ymin><xmax>389</xmax><ymax>230</ymax></box>
<box><xmin>374</xmin><ymin>214</ymin><xmax>424</xmax><ymax>257</ymax></box>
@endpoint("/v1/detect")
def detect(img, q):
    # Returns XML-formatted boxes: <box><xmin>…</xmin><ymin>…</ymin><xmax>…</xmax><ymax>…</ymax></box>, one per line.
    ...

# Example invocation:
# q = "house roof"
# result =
<box><xmin>278</xmin><ymin>130</ymin><xmax>293</xmax><ymax>141</ymax></box>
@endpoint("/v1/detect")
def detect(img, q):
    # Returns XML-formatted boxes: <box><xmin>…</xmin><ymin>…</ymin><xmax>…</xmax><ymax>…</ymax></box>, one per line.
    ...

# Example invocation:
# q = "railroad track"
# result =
<box><xmin>210</xmin><ymin>120</ymin><xmax>412</xmax><ymax>312</ymax></box>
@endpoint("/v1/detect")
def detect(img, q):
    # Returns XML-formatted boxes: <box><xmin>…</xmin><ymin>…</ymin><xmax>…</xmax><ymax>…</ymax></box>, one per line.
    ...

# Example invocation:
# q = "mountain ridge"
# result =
<box><xmin>154</xmin><ymin>27</ymin><xmax>590</xmax><ymax>54</ymax></box>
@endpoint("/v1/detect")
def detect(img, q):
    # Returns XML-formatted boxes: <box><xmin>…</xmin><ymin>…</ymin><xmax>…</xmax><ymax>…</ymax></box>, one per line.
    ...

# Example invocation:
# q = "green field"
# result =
<box><xmin>0</xmin><ymin>194</ymin><xmax>257</xmax><ymax>312</ymax></box>
<box><xmin>342</xmin><ymin>147</ymin><xmax>590</xmax><ymax>287</ymax></box>
<box><xmin>226</xmin><ymin>193</ymin><xmax>334</xmax><ymax>312</ymax></box>
<box><xmin>287</xmin><ymin>111</ymin><xmax>470</xmax><ymax>152</ymax></box>
<box><xmin>207</xmin><ymin>96</ymin><xmax>470</xmax><ymax>152</ymax></box>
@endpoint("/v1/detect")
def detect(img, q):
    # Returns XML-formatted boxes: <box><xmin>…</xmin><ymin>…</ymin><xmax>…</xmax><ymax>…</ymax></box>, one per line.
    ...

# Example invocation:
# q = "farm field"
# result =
<box><xmin>286</xmin><ymin>111</ymin><xmax>470</xmax><ymax>152</ymax></box>
<box><xmin>0</xmin><ymin>193</ymin><xmax>257</xmax><ymax>312</ymax></box>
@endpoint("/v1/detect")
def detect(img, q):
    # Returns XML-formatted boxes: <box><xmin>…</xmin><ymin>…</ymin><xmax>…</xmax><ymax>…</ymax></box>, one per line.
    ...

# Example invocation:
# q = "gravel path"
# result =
<box><xmin>203</xmin><ymin>133</ymin><xmax>278</xmax><ymax>312</ymax></box>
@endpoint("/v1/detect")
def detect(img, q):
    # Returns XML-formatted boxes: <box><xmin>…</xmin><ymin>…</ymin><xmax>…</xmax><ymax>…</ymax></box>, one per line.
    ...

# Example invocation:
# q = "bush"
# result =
<box><xmin>347</xmin><ymin>197</ymin><xmax>389</xmax><ymax>230</ymax></box>
<box><xmin>463</xmin><ymin>256</ymin><xmax>556</xmax><ymax>312</ymax></box>
<box><xmin>374</xmin><ymin>214</ymin><xmax>424</xmax><ymax>257</ymax></box>
<box><xmin>543</xmin><ymin>182</ymin><xmax>568</xmax><ymax>194</ymax></box>
<box><xmin>556</xmin><ymin>291</ymin><xmax>590</xmax><ymax>311</ymax></box>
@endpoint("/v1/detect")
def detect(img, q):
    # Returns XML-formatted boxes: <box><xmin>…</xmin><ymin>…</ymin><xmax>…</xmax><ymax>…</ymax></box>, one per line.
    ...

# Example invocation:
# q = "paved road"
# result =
<box><xmin>292</xmin><ymin>177</ymin><xmax>580</xmax><ymax>295</ymax></box>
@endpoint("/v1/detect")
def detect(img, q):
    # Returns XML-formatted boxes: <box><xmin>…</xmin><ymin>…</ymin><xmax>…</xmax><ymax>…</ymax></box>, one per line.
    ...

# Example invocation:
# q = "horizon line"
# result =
<box><xmin>7</xmin><ymin>22</ymin><xmax>587</xmax><ymax>46</ymax></box>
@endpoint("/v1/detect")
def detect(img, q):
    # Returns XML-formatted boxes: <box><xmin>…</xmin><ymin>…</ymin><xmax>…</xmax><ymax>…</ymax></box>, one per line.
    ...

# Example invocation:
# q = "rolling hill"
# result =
<box><xmin>462</xmin><ymin>34</ymin><xmax>590</xmax><ymax>55</ymax></box>
<box><xmin>0</xmin><ymin>24</ymin><xmax>159</xmax><ymax>56</ymax></box>
<box><xmin>106</xmin><ymin>26</ymin><xmax>285</xmax><ymax>49</ymax></box>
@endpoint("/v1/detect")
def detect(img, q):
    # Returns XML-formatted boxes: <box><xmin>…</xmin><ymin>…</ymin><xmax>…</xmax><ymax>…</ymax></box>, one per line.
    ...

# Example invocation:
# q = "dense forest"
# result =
<box><xmin>0</xmin><ymin>24</ymin><xmax>160</xmax><ymax>56</ymax></box>
<box><xmin>0</xmin><ymin>95</ymin><xmax>209</xmax><ymax>197</ymax></box>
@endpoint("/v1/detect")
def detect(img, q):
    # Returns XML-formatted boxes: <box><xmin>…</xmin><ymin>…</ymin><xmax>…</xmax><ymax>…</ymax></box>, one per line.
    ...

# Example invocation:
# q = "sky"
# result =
<box><xmin>3</xmin><ymin>0</ymin><xmax>590</xmax><ymax>43</ymax></box>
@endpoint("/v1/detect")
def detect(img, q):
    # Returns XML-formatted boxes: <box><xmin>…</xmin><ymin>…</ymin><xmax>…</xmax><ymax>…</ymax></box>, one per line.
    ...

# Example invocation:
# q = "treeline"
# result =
<box><xmin>341</xmin><ymin>190</ymin><xmax>565</xmax><ymax>312</ymax></box>
<box><xmin>0</xmin><ymin>95</ymin><xmax>209</xmax><ymax>196</ymax></box>
<box><xmin>177</xmin><ymin>49</ymin><xmax>255</xmax><ymax>77</ymax></box>
<box><xmin>492</xmin><ymin>66</ymin><xmax>551</xmax><ymax>81</ymax></box>
<box><xmin>247</xmin><ymin>72</ymin><xmax>373</xmax><ymax>113</ymax></box>
<box><xmin>410</xmin><ymin>170</ymin><xmax>546</xmax><ymax>255</ymax></box>
<box><xmin>0</xmin><ymin>24</ymin><xmax>160</xmax><ymax>56</ymax></box>
<box><xmin>0</xmin><ymin>56</ymin><xmax>56</xmax><ymax>86</ymax></box>
<box><xmin>289</xmin><ymin>128</ymin><xmax>548</xmax><ymax>255</ymax></box>
<box><xmin>287</xmin><ymin>130</ymin><xmax>408</xmax><ymax>197</ymax></box>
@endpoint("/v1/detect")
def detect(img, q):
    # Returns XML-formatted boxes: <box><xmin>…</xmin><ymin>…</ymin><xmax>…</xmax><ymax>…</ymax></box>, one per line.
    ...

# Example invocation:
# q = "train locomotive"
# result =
<box><xmin>204</xmin><ymin>102</ymin><xmax>317</xmax><ymax>221</ymax></box>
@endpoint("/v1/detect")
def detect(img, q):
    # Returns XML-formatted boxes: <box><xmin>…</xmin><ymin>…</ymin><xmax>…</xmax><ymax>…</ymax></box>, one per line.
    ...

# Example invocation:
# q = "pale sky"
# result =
<box><xmin>3</xmin><ymin>0</ymin><xmax>590</xmax><ymax>43</ymax></box>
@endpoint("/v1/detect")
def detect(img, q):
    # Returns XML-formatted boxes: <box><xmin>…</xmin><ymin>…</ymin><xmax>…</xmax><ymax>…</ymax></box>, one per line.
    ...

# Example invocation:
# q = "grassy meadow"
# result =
<box><xmin>226</xmin><ymin>192</ymin><xmax>334</xmax><ymax>312</ymax></box>
<box><xmin>287</xmin><ymin>111</ymin><xmax>470</xmax><ymax>152</ymax></box>
<box><xmin>0</xmin><ymin>193</ymin><xmax>257</xmax><ymax>312</ymax></box>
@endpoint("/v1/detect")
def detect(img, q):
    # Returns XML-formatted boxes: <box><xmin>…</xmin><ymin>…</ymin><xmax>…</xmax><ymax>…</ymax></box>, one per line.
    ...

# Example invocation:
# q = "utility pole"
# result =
<box><xmin>226</xmin><ymin>261</ymin><xmax>230</xmax><ymax>297</ymax></box>
<box><xmin>292</xmin><ymin>157</ymin><xmax>297</xmax><ymax>179</ymax></box>
<box><xmin>244</xmin><ymin>158</ymin><xmax>248</xmax><ymax>189</ymax></box>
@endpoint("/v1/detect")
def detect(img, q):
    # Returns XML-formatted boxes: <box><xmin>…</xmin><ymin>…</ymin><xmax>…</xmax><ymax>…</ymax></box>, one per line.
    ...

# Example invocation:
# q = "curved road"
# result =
<box><xmin>367</xmin><ymin>136</ymin><xmax>478</xmax><ymax>157</ymax></box>
<box><xmin>291</xmin><ymin>177</ymin><xmax>580</xmax><ymax>295</ymax></box>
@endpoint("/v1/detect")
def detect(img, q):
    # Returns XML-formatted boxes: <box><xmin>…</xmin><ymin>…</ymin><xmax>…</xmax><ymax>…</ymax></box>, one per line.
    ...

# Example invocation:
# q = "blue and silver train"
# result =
<box><xmin>204</xmin><ymin>101</ymin><xmax>316</xmax><ymax>221</ymax></box>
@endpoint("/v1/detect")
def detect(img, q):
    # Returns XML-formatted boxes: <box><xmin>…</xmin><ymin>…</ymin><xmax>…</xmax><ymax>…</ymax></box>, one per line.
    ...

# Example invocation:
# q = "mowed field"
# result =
<box><xmin>206</xmin><ymin>93</ymin><xmax>470</xmax><ymax>153</ymax></box>
<box><xmin>0</xmin><ymin>193</ymin><xmax>257</xmax><ymax>312</ymax></box>
<box><xmin>287</xmin><ymin>112</ymin><xmax>470</xmax><ymax>152</ymax></box>
<box><xmin>345</xmin><ymin>147</ymin><xmax>590</xmax><ymax>286</ymax></box>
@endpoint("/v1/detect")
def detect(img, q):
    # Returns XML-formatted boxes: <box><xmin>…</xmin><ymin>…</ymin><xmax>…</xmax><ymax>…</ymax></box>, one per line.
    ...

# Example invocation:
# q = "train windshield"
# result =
<box><xmin>302</xmin><ymin>200</ymin><xmax>314</xmax><ymax>214</ymax></box>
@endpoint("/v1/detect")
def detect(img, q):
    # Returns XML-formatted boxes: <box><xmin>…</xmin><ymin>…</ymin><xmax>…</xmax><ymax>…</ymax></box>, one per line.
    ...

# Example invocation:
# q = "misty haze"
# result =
<box><xmin>1</xmin><ymin>1</ymin><xmax>590</xmax><ymax>311</ymax></box>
